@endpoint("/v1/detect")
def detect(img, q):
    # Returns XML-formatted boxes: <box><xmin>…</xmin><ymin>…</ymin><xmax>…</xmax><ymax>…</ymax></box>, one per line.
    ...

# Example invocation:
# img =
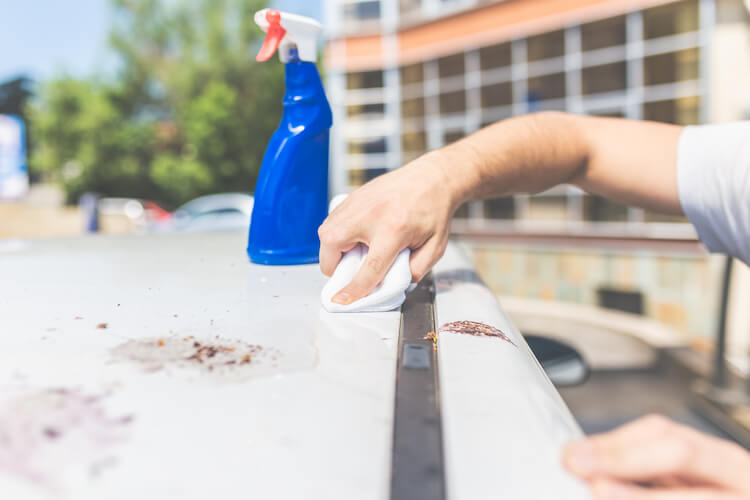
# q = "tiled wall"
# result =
<box><xmin>468</xmin><ymin>244</ymin><xmax>726</xmax><ymax>339</ymax></box>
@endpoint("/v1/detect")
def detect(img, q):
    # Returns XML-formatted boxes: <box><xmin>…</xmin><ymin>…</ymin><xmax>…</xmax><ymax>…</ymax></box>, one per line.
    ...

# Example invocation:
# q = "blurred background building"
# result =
<box><xmin>323</xmin><ymin>0</ymin><xmax>750</xmax><ymax>362</ymax></box>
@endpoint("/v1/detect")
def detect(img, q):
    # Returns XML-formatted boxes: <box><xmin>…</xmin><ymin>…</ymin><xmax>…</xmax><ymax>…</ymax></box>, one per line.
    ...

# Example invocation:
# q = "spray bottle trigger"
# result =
<box><xmin>256</xmin><ymin>9</ymin><xmax>286</xmax><ymax>62</ymax></box>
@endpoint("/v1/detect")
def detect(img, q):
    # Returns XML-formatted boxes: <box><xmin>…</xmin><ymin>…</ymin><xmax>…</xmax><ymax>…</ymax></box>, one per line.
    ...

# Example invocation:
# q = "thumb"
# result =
<box><xmin>331</xmin><ymin>236</ymin><xmax>404</xmax><ymax>305</ymax></box>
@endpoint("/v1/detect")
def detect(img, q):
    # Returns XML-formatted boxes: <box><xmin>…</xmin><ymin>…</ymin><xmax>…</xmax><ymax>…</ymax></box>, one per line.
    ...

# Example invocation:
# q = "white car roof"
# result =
<box><xmin>0</xmin><ymin>233</ymin><xmax>586</xmax><ymax>499</ymax></box>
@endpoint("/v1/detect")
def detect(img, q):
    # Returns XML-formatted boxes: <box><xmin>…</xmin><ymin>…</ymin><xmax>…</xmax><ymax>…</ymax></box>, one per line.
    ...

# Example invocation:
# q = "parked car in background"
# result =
<box><xmin>98</xmin><ymin>197</ymin><xmax>173</xmax><ymax>232</ymax></box>
<box><xmin>151</xmin><ymin>193</ymin><xmax>253</xmax><ymax>233</ymax></box>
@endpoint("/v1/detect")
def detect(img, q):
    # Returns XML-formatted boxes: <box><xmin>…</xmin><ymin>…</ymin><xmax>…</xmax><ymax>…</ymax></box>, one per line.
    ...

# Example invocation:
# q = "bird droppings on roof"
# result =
<box><xmin>438</xmin><ymin>320</ymin><xmax>515</xmax><ymax>346</ymax></box>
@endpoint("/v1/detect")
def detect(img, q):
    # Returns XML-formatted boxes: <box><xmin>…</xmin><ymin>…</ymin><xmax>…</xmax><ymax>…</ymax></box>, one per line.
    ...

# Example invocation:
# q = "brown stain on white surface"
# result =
<box><xmin>438</xmin><ymin>320</ymin><xmax>516</xmax><ymax>346</ymax></box>
<box><xmin>110</xmin><ymin>336</ymin><xmax>290</xmax><ymax>382</ymax></box>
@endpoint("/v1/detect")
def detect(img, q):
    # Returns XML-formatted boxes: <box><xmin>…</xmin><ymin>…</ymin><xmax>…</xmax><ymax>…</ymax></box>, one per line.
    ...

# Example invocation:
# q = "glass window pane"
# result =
<box><xmin>343</xmin><ymin>0</ymin><xmax>381</xmax><ymax>22</ymax></box>
<box><xmin>347</xmin><ymin>102</ymin><xmax>385</xmax><ymax>118</ymax></box>
<box><xmin>643</xmin><ymin>0</ymin><xmax>699</xmax><ymax>40</ymax></box>
<box><xmin>346</xmin><ymin>70</ymin><xmax>384</xmax><ymax>90</ymax></box>
<box><xmin>439</xmin><ymin>90</ymin><xmax>466</xmax><ymax>114</ymax></box>
<box><xmin>347</xmin><ymin>137</ymin><xmax>388</xmax><ymax>154</ymax></box>
<box><xmin>401</xmin><ymin>97</ymin><xmax>425</xmax><ymax>119</ymax></box>
<box><xmin>582</xmin><ymin>62</ymin><xmax>627</xmax><ymax>95</ymax></box>
<box><xmin>399</xmin><ymin>0</ymin><xmax>421</xmax><ymax>16</ymax></box>
<box><xmin>438</xmin><ymin>53</ymin><xmax>465</xmax><ymax>79</ymax></box>
<box><xmin>481</xmin><ymin>110</ymin><xmax>512</xmax><ymax>127</ymax></box>
<box><xmin>583</xmin><ymin>195</ymin><xmax>628</xmax><ymax>222</ymax></box>
<box><xmin>484</xmin><ymin>197</ymin><xmax>515</xmax><ymax>219</ymax></box>
<box><xmin>349</xmin><ymin>167</ymin><xmax>388</xmax><ymax>186</ymax></box>
<box><xmin>454</xmin><ymin>203</ymin><xmax>470</xmax><ymax>219</ymax></box>
<box><xmin>443</xmin><ymin>130</ymin><xmax>464</xmax><ymax>145</ymax></box>
<box><xmin>401</xmin><ymin>130</ymin><xmax>426</xmax><ymax>153</ymax></box>
<box><xmin>481</xmin><ymin>81</ymin><xmax>512</xmax><ymax>108</ymax></box>
<box><xmin>643</xmin><ymin>96</ymin><xmax>700</xmax><ymax>125</ymax></box>
<box><xmin>527</xmin><ymin>30</ymin><xmax>565</xmax><ymax>62</ymax></box>
<box><xmin>590</xmin><ymin>110</ymin><xmax>626</xmax><ymax>118</ymax></box>
<box><xmin>527</xmin><ymin>195</ymin><xmax>568</xmax><ymax>221</ymax></box>
<box><xmin>400</xmin><ymin>63</ymin><xmax>424</xmax><ymax>85</ymax></box>
<box><xmin>581</xmin><ymin>16</ymin><xmax>626</xmax><ymax>51</ymax></box>
<box><xmin>527</xmin><ymin>72</ymin><xmax>566</xmax><ymax>101</ymax></box>
<box><xmin>644</xmin><ymin>210</ymin><xmax>687</xmax><ymax>223</ymax></box>
<box><xmin>479</xmin><ymin>42</ymin><xmax>512</xmax><ymax>70</ymax></box>
<box><xmin>644</xmin><ymin>48</ymin><xmax>699</xmax><ymax>86</ymax></box>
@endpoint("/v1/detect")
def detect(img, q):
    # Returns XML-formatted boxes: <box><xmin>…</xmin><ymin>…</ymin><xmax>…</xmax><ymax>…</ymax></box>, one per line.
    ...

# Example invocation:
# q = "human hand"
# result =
<box><xmin>318</xmin><ymin>152</ymin><xmax>466</xmax><ymax>305</ymax></box>
<box><xmin>562</xmin><ymin>414</ymin><xmax>750</xmax><ymax>499</ymax></box>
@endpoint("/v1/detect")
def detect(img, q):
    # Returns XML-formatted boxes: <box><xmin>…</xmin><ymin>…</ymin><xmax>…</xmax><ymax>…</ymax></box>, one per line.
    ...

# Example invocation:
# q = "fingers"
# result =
<box><xmin>409</xmin><ymin>234</ymin><xmax>448</xmax><ymax>283</ymax></box>
<box><xmin>563</xmin><ymin>415</ymin><xmax>750</xmax><ymax>488</ymax></box>
<box><xmin>318</xmin><ymin>218</ymin><xmax>356</xmax><ymax>277</ymax></box>
<box><xmin>319</xmin><ymin>242</ymin><xmax>343</xmax><ymax>277</ymax></box>
<box><xmin>331</xmin><ymin>235</ymin><xmax>404</xmax><ymax>305</ymax></box>
<box><xmin>590</xmin><ymin>478</ymin><xmax>738</xmax><ymax>500</ymax></box>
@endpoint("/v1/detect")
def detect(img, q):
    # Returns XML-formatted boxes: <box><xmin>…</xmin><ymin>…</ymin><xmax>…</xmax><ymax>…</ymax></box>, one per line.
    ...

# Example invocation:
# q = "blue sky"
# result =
<box><xmin>0</xmin><ymin>0</ymin><xmax>321</xmax><ymax>84</ymax></box>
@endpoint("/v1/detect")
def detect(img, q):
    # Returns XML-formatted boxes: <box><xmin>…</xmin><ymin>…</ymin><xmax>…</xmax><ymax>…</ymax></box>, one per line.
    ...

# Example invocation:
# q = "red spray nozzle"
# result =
<box><xmin>256</xmin><ymin>9</ymin><xmax>286</xmax><ymax>62</ymax></box>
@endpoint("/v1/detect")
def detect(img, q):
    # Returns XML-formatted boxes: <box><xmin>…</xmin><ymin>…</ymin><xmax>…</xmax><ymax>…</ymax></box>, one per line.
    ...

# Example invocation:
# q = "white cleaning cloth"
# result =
<box><xmin>321</xmin><ymin>195</ymin><xmax>415</xmax><ymax>313</ymax></box>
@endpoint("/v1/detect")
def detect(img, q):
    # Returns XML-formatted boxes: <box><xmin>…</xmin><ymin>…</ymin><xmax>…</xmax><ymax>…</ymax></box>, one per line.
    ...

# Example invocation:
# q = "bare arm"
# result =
<box><xmin>443</xmin><ymin>111</ymin><xmax>683</xmax><ymax>214</ymax></box>
<box><xmin>319</xmin><ymin>112</ymin><xmax>683</xmax><ymax>305</ymax></box>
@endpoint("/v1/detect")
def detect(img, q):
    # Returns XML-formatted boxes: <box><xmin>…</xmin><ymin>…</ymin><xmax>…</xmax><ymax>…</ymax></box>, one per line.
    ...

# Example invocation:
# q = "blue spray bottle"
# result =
<box><xmin>248</xmin><ymin>9</ymin><xmax>333</xmax><ymax>265</ymax></box>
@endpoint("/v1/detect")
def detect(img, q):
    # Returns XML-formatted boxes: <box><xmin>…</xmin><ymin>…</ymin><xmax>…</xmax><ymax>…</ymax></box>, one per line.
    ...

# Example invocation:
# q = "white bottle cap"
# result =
<box><xmin>254</xmin><ymin>8</ymin><xmax>322</xmax><ymax>63</ymax></box>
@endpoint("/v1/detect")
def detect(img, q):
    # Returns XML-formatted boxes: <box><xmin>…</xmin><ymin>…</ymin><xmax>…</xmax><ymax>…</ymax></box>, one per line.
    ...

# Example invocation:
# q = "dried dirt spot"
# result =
<box><xmin>110</xmin><ymin>336</ymin><xmax>282</xmax><ymax>379</ymax></box>
<box><xmin>437</xmin><ymin>320</ymin><xmax>515</xmax><ymax>346</ymax></box>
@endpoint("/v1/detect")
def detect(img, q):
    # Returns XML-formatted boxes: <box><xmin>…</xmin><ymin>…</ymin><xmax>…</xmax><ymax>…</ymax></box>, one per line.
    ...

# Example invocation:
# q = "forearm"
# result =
<box><xmin>435</xmin><ymin>112</ymin><xmax>685</xmax><ymax>215</ymax></box>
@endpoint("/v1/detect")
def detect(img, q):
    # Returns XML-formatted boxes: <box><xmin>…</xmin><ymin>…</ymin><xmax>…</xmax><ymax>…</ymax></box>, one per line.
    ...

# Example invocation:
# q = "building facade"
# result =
<box><xmin>324</xmin><ymin>0</ymin><xmax>749</xmax><ymax>227</ymax></box>
<box><xmin>322</xmin><ymin>0</ymin><xmax>750</xmax><ymax>348</ymax></box>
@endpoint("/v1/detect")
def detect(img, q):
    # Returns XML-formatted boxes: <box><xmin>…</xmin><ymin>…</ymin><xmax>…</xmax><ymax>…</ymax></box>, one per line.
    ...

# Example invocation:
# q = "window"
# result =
<box><xmin>481</xmin><ymin>81</ymin><xmax>512</xmax><ymax>108</ymax></box>
<box><xmin>443</xmin><ymin>130</ymin><xmax>464</xmax><ymax>145</ymax></box>
<box><xmin>400</xmin><ymin>63</ymin><xmax>424</xmax><ymax>85</ymax></box>
<box><xmin>343</xmin><ymin>1</ymin><xmax>381</xmax><ymax>23</ymax></box>
<box><xmin>527</xmin><ymin>72</ymin><xmax>566</xmax><ymax>102</ymax></box>
<box><xmin>584</xmin><ymin>195</ymin><xmax>628</xmax><ymax>222</ymax></box>
<box><xmin>349</xmin><ymin>167</ymin><xmax>388</xmax><ymax>186</ymax></box>
<box><xmin>479</xmin><ymin>42</ymin><xmax>512</xmax><ymax>70</ymax></box>
<box><xmin>582</xmin><ymin>62</ymin><xmax>627</xmax><ymax>95</ymax></box>
<box><xmin>527</xmin><ymin>196</ymin><xmax>568</xmax><ymax>221</ymax></box>
<box><xmin>346</xmin><ymin>70</ymin><xmax>384</xmax><ymax>90</ymax></box>
<box><xmin>527</xmin><ymin>30</ymin><xmax>565</xmax><ymax>62</ymax></box>
<box><xmin>644</xmin><ymin>48</ymin><xmax>699</xmax><ymax>86</ymax></box>
<box><xmin>484</xmin><ymin>197</ymin><xmax>515</xmax><ymax>219</ymax></box>
<box><xmin>581</xmin><ymin>16</ymin><xmax>626</xmax><ymax>51</ymax></box>
<box><xmin>347</xmin><ymin>137</ymin><xmax>388</xmax><ymax>154</ymax></box>
<box><xmin>454</xmin><ymin>203</ymin><xmax>470</xmax><ymax>219</ymax></box>
<box><xmin>439</xmin><ymin>90</ymin><xmax>467</xmax><ymax>114</ymax></box>
<box><xmin>438</xmin><ymin>53</ymin><xmax>465</xmax><ymax>79</ymax></box>
<box><xmin>644</xmin><ymin>210</ymin><xmax>687</xmax><ymax>223</ymax></box>
<box><xmin>401</xmin><ymin>97</ymin><xmax>425</xmax><ymax>119</ymax></box>
<box><xmin>591</xmin><ymin>110</ymin><xmax>626</xmax><ymax>119</ymax></box>
<box><xmin>399</xmin><ymin>0</ymin><xmax>421</xmax><ymax>16</ymax></box>
<box><xmin>481</xmin><ymin>110</ymin><xmax>512</xmax><ymax>127</ymax></box>
<box><xmin>347</xmin><ymin>103</ymin><xmax>385</xmax><ymax>119</ymax></box>
<box><xmin>643</xmin><ymin>0</ymin><xmax>699</xmax><ymax>40</ymax></box>
<box><xmin>401</xmin><ymin>130</ymin><xmax>426</xmax><ymax>153</ymax></box>
<box><xmin>643</xmin><ymin>96</ymin><xmax>700</xmax><ymax>125</ymax></box>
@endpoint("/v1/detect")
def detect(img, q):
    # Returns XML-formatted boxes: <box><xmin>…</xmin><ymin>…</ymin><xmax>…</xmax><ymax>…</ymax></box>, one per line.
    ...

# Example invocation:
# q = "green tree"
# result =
<box><xmin>29</xmin><ymin>0</ymin><xmax>285</xmax><ymax>207</ymax></box>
